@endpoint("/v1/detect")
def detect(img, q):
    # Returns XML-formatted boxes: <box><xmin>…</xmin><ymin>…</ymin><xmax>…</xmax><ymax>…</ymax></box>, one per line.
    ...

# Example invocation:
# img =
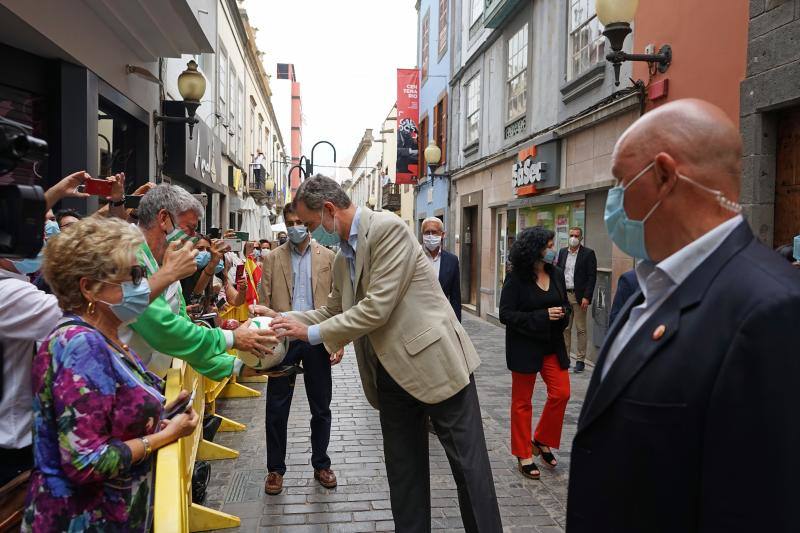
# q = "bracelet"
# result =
<box><xmin>140</xmin><ymin>436</ymin><xmax>152</xmax><ymax>461</ymax></box>
<box><xmin>110</xmin><ymin>195</ymin><xmax>126</xmax><ymax>207</ymax></box>
<box><xmin>203</xmin><ymin>268</ymin><xmax>215</xmax><ymax>276</ymax></box>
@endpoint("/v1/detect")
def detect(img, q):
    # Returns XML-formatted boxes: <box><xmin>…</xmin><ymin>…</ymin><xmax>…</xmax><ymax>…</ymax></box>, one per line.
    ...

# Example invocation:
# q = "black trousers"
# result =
<box><xmin>0</xmin><ymin>445</ymin><xmax>32</xmax><ymax>487</ymax></box>
<box><xmin>377</xmin><ymin>363</ymin><xmax>503</xmax><ymax>533</ymax></box>
<box><xmin>265</xmin><ymin>340</ymin><xmax>332</xmax><ymax>475</ymax></box>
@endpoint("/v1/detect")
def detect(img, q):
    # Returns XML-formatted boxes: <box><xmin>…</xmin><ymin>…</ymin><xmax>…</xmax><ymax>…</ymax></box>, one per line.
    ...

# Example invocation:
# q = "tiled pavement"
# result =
<box><xmin>205</xmin><ymin>313</ymin><xmax>592</xmax><ymax>532</ymax></box>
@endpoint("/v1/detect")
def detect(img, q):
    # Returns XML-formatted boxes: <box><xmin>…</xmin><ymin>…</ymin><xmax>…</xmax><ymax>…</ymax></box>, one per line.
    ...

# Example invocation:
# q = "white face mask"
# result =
<box><xmin>569</xmin><ymin>236</ymin><xmax>581</xmax><ymax>248</ymax></box>
<box><xmin>423</xmin><ymin>234</ymin><xmax>442</xmax><ymax>251</ymax></box>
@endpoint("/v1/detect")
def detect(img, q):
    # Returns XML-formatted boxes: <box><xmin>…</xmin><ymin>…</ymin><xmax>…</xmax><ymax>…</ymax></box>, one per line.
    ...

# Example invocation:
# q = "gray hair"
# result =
<box><xmin>293</xmin><ymin>174</ymin><xmax>352</xmax><ymax>210</ymax></box>
<box><xmin>137</xmin><ymin>183</ymin><xmax>204</xmax><ymax>228</ymax></box>
<box><xmin>421</xmin><ymin>217</ymin><xmax>444</xmax><ymax>232</ymax></box>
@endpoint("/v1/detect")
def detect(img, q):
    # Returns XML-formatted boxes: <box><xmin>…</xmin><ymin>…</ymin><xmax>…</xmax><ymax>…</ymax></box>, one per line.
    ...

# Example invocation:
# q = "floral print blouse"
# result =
<box><xmin>23</xmin><ymin>320</ymin><xmax>165</xmax><ymax>532</ymax></box>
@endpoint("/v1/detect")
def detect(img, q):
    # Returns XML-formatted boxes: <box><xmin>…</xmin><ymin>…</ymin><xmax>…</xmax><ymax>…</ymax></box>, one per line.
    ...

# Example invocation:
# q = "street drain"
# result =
<box><xmin>224</xmin><ymin>471</ymin><xmax>249</xmax><ymax>503</ymax></box>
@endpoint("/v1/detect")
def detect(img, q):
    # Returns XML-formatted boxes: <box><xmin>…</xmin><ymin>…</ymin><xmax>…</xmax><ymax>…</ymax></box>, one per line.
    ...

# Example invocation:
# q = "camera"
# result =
<box><xmin>0</xmin><ymin>116</ymin><xmax>48</xmax><ymax>259</ymax></box>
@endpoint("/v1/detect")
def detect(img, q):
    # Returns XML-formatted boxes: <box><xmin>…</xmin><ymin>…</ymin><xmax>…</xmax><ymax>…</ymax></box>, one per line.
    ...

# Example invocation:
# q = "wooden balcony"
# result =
<box><xmin>382</xmin><ymin>183</ymin><xmax>401</xmax><ymax>212</ymax></box>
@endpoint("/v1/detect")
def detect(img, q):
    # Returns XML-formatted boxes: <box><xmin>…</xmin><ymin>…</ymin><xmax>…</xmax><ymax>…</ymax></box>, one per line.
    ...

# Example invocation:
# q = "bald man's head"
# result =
<box><xmin>613</xmin><ymin>99</ymin><xmax>741</xmax><ymax>198</ymax></box>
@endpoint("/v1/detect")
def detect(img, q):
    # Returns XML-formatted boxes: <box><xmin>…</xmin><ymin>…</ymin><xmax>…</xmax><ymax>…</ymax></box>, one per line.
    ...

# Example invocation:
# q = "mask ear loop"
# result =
<box><xmin>622</xmin><ymin>161</ymin><xmax>656</xmax><ymax>191</ymax></box>
<box><xmin>677</xmin><ymin>173</ymin><xmax>743</xmax><ymax>214</ymax></box>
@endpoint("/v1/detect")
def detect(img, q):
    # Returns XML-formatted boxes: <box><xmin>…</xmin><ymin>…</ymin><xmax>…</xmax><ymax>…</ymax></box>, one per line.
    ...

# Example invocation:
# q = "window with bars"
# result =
<box><xmin>229</xmin><ymin>68</ymin><xmax>237</xmax><ymax>156</ymax></box>
<box><xmin>470</xmin><ymin>0</ymin><xmax>483</xmax><ymax>27</ymax></box>
<box><xmin>465</xmin><ymin>75</ymin><xmax>480</xmax><ymax>145</ymax></box>
<box><xmin>238</xmin><ymin>81</ymin><xmax>244</xmax><ymax>163</ymax></box>
<box><xmin>433</xmin><ymin>95</ymin><xmax>447</xmax><ymax>164</ymax></box>
<box><xmin>506</xmin><ymin>23</ymin><xmax>528</xmax><ymax>121</ymax></box>
<box><xmin>568</xmin><ymin>0</ymin><xmax>605</xmax><ymax>80</ymax></box>
<box><xmin>438</xmin><ymin>0</ymin><xmax>448</xmax><ymax>57</ymax></box>
<box><xmin>421</xmin><ymin>10</ymin><xmax>430</xmax><ymax>82</ymax></box>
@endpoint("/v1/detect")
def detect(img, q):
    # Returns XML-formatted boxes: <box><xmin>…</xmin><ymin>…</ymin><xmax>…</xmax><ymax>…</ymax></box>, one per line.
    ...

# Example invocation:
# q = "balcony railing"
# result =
<box><xmin>248</xmin><ymin>163</ymin><xmax>274</xmax><ymax>202</ymax></box>
<box><xmin>382</xmin><ymin>183</ymin><xmax>401</xmax><ymax>212</ymax></box>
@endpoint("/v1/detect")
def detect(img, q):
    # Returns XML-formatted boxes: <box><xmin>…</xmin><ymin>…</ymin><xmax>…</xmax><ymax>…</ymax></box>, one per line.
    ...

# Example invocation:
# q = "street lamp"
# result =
<box><xmin>310</xmin><ymin>141</ymin><xmax>336</xmax><ymax>175</ymax></box>
<box><xmin>153</xmin><ymin>60</ymin><xmax>207</xmax><ymax>139</ymax></box>
<box><xmin>424</xmin><ymin>141</ymin><xmax>442</xmax><ymax>176</ymax></box>
<box><xmin>596</xmin><ymin>0</ymin><xmax>671</xmax><ymax>86</ymax></box>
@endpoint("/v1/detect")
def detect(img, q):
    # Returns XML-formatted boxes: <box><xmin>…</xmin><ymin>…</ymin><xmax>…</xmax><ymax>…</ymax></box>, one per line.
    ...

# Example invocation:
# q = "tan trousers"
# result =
<box><xmin>565</xmin><ymin>291</ymin><xmax>588</xmax><ymax>362</ymax></box>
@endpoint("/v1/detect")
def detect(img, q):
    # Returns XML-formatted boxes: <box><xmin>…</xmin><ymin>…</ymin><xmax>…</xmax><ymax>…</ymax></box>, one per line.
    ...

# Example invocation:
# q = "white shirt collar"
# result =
<box><xmin>636</xmin><ymin>215</ymin><xmax>743</xmax><ymax>291</ymax></box>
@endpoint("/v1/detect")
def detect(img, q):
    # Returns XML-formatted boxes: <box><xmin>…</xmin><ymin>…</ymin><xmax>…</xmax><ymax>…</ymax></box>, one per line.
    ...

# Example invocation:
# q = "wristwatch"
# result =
<box><xmin>110</xmin><ymin>195</ymin><xmax>126</xmax><ymax>207</ymax></box>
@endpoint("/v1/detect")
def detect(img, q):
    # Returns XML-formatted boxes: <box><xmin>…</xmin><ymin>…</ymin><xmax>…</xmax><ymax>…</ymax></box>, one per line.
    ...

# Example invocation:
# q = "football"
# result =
<box><xmin>235</xmin><ymin>316</ymin><xmax>288</xmax><ymax>370</ymax></box>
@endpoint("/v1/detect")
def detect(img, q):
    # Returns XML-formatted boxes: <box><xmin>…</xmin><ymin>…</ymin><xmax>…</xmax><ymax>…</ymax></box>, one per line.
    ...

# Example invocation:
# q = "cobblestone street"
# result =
<box><xmin>206</xmin><ymin>314</ymin><xmax>592</xmax><ymax>532</ymax></box>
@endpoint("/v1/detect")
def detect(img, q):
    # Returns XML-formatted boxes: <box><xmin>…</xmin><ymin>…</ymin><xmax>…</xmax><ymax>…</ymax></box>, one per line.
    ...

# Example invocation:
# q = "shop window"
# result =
<box><xmin>0</xmin><ymin>84</ymin><xmax>48</xmax><ymax>186</ymax></box>
<box><xmin>465</xmin><ymin>75</ymin><xmax>480</xmax><ymax>146</ymax></box>
<box><xmin>568</xmin><ymin>0</ymin><xmax>605</xmax><ymax>81</ymax></box>
<box><xmin>507</xmin><ymin>24</ymin><xmax>528</xmax><ymax>122</ymax></box>
<box><xmin>97</xmin><ymin>96</ymin><xmax>147</xmax><ymax>191</ymax></box>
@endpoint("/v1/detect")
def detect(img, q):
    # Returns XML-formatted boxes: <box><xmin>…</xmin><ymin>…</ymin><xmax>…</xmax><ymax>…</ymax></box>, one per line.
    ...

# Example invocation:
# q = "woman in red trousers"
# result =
<box><xmin>499</xmin><ymin>226</ymin><xmax>571</xmax><ymax>479</ymax></box>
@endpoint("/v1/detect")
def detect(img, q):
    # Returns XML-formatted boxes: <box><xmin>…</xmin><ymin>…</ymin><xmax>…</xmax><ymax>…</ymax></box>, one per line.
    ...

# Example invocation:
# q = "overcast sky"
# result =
<box><xmin>245</xmin><ymin>0</ymin><xmax>418</xmax><ymax>180</ymax></box>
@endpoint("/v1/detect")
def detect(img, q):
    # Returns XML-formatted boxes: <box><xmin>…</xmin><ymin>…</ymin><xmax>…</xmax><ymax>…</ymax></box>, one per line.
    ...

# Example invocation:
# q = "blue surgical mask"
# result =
<box><xmin>604</xmin><ymin>161</ymin><xmax>660</xmax><ymax>260</ymax></box>
<box><xmin>252</xmin><ymin>249</ymin><xmax>261</xmax><ymax>259</ymax></box>
<box><xmin>311</xmin><ymin>208</ymin><xmax>340</xmax><ymax>246</ymax></box>
<box><xmin>11</xmin><ymin>249</ymin><xmax>44</xmax><ymax>274</ymax></box>
<box><xmin>214</xmin><ymin>259</ymin><xmax>224</xmax><ymax>274</ymax></box>
<box><xmin>543</xmin><ymin>249</ymin><xmax>557</xmax><ymax>264</ymax></box>
<box><xmin>98</xmin><ymin>279</ymin><xmax>152</xmax><ymax>325</ymax></box>
<box><xmin>287</xmin><ymin>225</ymin><xmax>308</xmax><ymax>244</ymax></box>
<box><xmin>45</xmin><ymin>220</ymin><xmax>61</xmax><ymax>238</ymax></box>
<box><xmin>195</xmin><ymin>251</ymin><xmax>211</xmax><ymax>269</ymax></box>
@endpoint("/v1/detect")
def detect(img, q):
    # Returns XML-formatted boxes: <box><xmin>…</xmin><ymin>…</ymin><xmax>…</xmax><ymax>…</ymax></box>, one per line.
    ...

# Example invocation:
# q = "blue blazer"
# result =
<box><xmin>438</xmin><ymin>250</ymin><xmax>461</xmax><ymax>322</ymax></box>
<box><xmin>567</xmin><ymin>221</ymin><xmax>800</xmax><ymax>532</ymax></box>
<box><xmin>607</xmin><ymin>269</ymin><xmax>639</xmax><ymax>326</ymax></box>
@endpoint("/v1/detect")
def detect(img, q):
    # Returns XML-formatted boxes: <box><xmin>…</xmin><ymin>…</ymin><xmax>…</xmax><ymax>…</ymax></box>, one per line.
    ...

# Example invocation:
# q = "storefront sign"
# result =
<box><xmin>163</xmin><ymin>100</ymin><xmax>224</xmax><ymax>193</ymax></box>
<box><xmin>511</xmin><ymin>140</ymin><xmax>560</xmax><ymax>197</ymax></box>
<box><xmin>396</xmin><ymin>68</ymin><xmax>420</xmax><ymax>185</ymax></box>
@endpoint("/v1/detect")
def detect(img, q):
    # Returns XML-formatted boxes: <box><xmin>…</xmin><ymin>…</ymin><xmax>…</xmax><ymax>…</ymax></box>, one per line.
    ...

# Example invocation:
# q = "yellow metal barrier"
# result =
<box><xmin>153</xmin><ymin>360</ymin><xmax>241</xmax><ymax>533</ymax></box>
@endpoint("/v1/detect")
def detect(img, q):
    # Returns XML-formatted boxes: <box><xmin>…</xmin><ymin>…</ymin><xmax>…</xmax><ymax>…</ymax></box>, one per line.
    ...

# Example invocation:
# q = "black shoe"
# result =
<box><xmin>517</xmin><ymin>458</ymin><xmax>540</xmax><ymax>480</ymax></box>
<box><xmin>574</xmin><ymin>361</ymin><xmax>585</xmax><ymax>373</ymax></box>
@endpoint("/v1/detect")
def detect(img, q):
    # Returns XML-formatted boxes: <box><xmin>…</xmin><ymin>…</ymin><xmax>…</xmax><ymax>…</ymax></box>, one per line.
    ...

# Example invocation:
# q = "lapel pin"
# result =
<box><xmin>652</xmin><ymin>325</ymin><xmax>666</xmax><ymax>340</ymax></box>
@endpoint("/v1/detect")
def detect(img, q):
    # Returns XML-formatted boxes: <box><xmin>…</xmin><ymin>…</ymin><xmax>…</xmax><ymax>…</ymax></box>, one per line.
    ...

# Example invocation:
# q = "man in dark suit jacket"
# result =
<box><xmin>567</xmin><ymin>99</ymin><xmax>800</xmax><ymax>533</ymax></box>
<box><xmin>607</xmin><ymin>269</ymin><xmax>638</xmax><ymax>325</ymax></box>
<box><xmin>557</xmin><ymin>229</ymin><xmax>597</xmax><ymax>372</ymax></box>
<box><xmin>421</xmin><ymin>217</ymin><xmax>462</xmax><ymax>321</ymax></box>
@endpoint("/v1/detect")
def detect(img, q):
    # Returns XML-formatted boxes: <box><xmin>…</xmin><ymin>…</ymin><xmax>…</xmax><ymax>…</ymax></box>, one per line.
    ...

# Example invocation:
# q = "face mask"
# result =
<box><xmin>311</xmin><ymin>207</ymin><xmax>341</xmax><ymax>245</ymax></box>
<box><xmin>45</xmin><ymin>220</ymin><xmax>61</xmax><ymax>239</ymax></box>
<box><xmin>165</xmin><ymin>213</ymin><xmax>199</xmax><ymax>245</ymax></box>
<box><xmin>568</xmin><ymin>236</ymin><xmax>580</xmax><ymax>248</ymax></box>
<box><xmin>543</xmin><ymin>248</ymin><xmax>557</xmax><ymax>264</ymax></box>
<box><xmin>11</xmin><ymin>248</ymin><xmax>44</xmax><ymax>274</ymax></box>
<box><xmin>287</xmin><ymin>225</ymin><xmax>308</xmax><ymax>244</ymax></box>
<box><xmin>195</xmin><ymin>250</ymin><xmax>211</xmax><ymax>269</ymax></box>
<box><xmin>252</xmin><ymin>249</ymin><xmax>261</xmax><ymax>259</ymax></box>
<box><xmin>604</xmin><ymin>162</ymin><xmax>661</xmax><ymax>260</ymax></box>
<box><xmin>605</xmin><ymin>160</ymin><xmax>742</xmax><ymax>261</ymax></box>
<box><xmin>423</xmin><ymin>235</ymin><xmax>442</xmax><ymax>251</ymax></box>
<box><xmin>214</xmin><ymin>259</ymin><xmax>224</xmax><ymax>274</ymax></box>
<box><xmin>97</xmin><ymin>279</ymin><xmax>152</xmax><ymax>325</ymax></box>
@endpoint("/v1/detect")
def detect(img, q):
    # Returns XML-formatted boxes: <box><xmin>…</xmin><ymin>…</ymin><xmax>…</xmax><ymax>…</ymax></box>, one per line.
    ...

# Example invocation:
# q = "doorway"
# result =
<box><xmin>775</xmin><ymin>108</ymin><xmax>800</xmax><ymax>247</ymax></box>
<box><xmin>461</xmin><ymin>205</ymin><xmax>479</xmax><ymax>309</ymax></box>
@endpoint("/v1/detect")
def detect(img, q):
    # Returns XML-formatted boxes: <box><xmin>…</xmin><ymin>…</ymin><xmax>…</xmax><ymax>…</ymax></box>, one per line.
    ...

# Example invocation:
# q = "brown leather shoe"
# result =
<box><xmin>314</xmin><ymin>468</ymin><xmax>337</xmax><ymax>489</ymax></box>
<box><xmin>264</xmin><ymin>472</ymin><xmax>283</xmax><ymax>495</ymax></box>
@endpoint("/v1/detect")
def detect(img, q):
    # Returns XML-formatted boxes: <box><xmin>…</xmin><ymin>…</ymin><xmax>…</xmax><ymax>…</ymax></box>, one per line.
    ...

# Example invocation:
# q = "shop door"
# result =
<box><xmin>494</xmin><ymin>209</ymin><xmax>517</xmax><ymax>312</ymax></box>
<box><xmin>461</xmin><ymin>205</ymin><xmax>479</xmax><ymax>307</ymax></box>
<box><xmin>775</xmin><ymin>108</ymin><xmax>800</xmax><ymax>247</ymax></box>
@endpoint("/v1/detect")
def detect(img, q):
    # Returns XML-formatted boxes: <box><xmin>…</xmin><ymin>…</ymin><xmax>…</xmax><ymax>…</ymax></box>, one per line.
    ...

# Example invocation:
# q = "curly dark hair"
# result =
<box><xmin>508</xmin><ymin>226</ymin><xmax>555</xmax><ymax>282</ymax></box>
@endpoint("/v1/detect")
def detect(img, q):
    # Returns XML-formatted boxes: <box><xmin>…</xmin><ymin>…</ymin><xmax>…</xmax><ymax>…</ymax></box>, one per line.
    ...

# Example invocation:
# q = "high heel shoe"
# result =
<box><xmin>517</xmin><ymin>458</ymin><xmax>540</xmax><ymax>480</ymax></box>
<box><xmin>532</xmin><ymin>440</ymin><xmax>558</xmax><ymax>468</ymax></box>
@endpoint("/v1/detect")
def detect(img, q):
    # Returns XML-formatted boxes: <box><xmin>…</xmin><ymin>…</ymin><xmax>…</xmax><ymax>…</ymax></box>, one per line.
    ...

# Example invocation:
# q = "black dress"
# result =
<box><xmin>499</xmin><ymin>265</ymin><xmax>571</xmax><ymax>374</ymax></box>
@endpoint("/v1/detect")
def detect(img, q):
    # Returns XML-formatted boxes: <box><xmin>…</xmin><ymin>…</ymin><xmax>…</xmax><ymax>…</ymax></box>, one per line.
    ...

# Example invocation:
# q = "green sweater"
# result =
<box><xmin>127</xmin><ymin>241</ymin><xmax>235</xmax><ymax>381</ymax></box>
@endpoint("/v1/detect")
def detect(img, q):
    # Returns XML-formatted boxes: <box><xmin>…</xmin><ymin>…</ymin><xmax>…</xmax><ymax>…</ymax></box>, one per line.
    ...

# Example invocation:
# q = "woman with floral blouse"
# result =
<box><xmin>23</xmin><ymin>216</ymin><xmax>199</xmax><ymax>532</ymax></box>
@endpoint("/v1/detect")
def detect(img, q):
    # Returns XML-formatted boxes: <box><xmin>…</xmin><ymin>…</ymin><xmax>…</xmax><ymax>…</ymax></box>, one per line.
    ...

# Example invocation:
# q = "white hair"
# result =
<box><xmin>421</xmin><ymin>217</ymin><xmax>444</xmax><ymax>232</ymax></box>
<box><xmin>137</xmin><ymin>183</ymin><xmax>204</xmax><ymax>229</ymax></box>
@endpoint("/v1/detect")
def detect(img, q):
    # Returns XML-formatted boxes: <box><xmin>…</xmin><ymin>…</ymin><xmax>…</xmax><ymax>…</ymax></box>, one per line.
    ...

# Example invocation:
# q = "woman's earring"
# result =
<box><xmin>87</xmin><ymin>301</ymin><xmax>96</xmax><ymax>315</ymax></box>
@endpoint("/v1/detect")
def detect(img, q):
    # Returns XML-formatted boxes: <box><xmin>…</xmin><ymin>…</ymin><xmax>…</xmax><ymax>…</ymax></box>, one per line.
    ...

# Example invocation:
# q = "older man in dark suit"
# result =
<box><xmin>421</xmin><ymin>217</ymin><xmax>462</xmax><ymax>321</ymax></box>
<box><xmin>567</xmin><ymin>99</ymin><xmax>800</xmax><ymax>533</ymax></box>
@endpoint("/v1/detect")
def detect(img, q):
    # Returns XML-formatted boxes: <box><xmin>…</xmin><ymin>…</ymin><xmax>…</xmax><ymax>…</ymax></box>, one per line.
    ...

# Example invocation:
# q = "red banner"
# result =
<box><xmin>396</xmin><ymin>69</ymin><xmax>420</xmax><ymax>185</ymax></box>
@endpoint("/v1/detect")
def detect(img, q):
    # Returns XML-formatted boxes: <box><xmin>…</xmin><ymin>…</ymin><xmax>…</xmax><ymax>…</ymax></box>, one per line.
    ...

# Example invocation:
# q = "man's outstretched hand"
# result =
<box><xmin>270</xmin><ymin>315</ymin><xmax>309</xmax><ymax>343</ymax></box>
<box><xmin>249</xmin><ymin>304</ymin><xmax>278</xmax><ymax>318</ymax></box>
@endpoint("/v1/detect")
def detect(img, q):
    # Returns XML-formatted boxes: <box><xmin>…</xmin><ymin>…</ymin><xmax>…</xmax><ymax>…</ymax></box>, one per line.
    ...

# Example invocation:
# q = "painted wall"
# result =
<box><xmin>632</xmin><ymin>0</ymin><xmax>749</xmax><ymax>125</ymax></box>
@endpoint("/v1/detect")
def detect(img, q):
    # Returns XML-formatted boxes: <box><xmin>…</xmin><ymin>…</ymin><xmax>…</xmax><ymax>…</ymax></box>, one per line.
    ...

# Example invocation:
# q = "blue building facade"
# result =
<box><xmin>414</xmin><ymin>0</ymin><xmax>451</xmax><ymax>241</ymax></box>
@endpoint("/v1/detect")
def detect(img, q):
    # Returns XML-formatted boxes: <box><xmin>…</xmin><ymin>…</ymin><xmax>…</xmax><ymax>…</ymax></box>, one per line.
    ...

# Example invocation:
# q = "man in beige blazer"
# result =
<box><xmin>271</xmin><ymin>176</ymin><xmax>502</xmax><ymax>533</ymax></box>
<box><xmin>256</xmin><ymin>202</ymin><xmax>338</xmax><ymax>496</ymax></box>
